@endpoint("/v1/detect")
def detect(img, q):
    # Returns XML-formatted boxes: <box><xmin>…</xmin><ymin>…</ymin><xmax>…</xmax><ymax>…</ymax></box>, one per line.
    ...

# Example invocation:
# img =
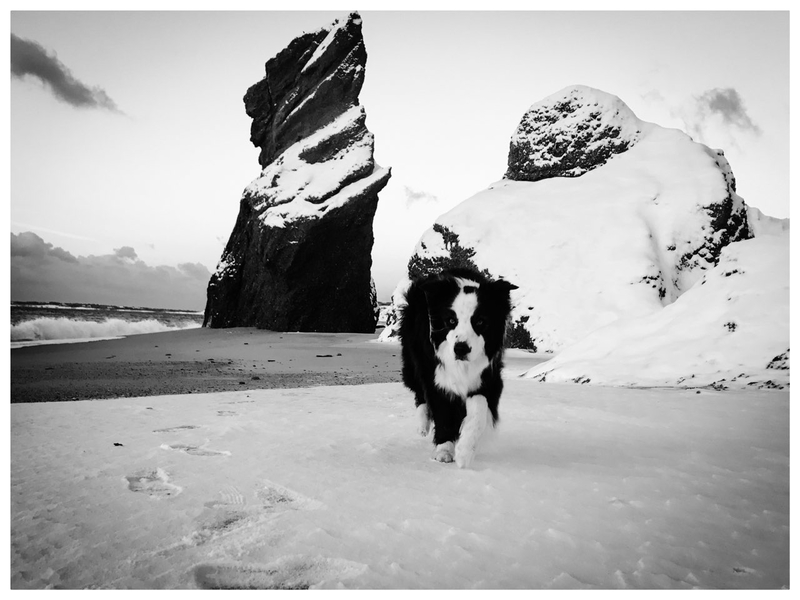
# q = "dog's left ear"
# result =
<box><xmin>492</xmin><ymin>279</ymin><xmax>519</xmax><ymax>295</ymax></box>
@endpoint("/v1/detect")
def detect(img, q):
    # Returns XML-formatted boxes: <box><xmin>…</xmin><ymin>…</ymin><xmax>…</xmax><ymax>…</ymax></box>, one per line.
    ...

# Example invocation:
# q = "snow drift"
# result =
<box><xmin>523</xmin><ymin>230</ymin><xmax>789</xmax><ymax>389</ymax></box>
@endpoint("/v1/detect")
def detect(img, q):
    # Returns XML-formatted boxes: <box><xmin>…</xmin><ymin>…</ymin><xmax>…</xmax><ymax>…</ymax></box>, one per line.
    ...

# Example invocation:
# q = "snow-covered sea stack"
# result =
<box><xmin>380</xmin><ymin>85</ymin><xmax>788</xmax><ymax>389</ymax></box>
<box><xmin>504</xmin><ymin>86</ymin><xmax>644</xmax><ymax>182</ymax></box>
<box><xmin>204</xmin><ymin>13</ymin><xmax>391</xmax><ymax>332</ymax></box>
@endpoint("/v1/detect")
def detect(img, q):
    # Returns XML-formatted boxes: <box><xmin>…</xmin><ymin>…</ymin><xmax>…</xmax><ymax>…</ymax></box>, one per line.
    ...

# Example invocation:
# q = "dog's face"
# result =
<box><xmin>423</xmin><ymin>273</ymin><xmax>517</xmax><ymax>396</ymax></box>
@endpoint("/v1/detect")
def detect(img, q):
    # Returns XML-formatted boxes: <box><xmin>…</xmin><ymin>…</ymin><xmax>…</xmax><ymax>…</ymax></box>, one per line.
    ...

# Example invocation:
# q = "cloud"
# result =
<box><xmin>674</xmin><ymin>87</ymin><xmax>761</xmax><ymax>146</ymax></box>
<box><xmin>178</xmin><ymin>262</ymin><xmax>213</xmax><ymax>279</ymax></box>
<box><xmin>11</xmin><ymin>231</ymin><xmax>78</xmax><ymax>263</ymax></box>
<box><xmin>641</xmin><ymin>88</ymin><xmax>666</xmax><ymax>106</ymax></box>
<box><xmin>10</xmin><ymin>221</ymin><xmax>96</xmax><ymax>242</ymax></box>
<box><xmin>372</xmin><ymin>182</ymin><xmax>448</xmax><ymax>299</ymax></box>
<box><xmin>113</xmin><ymin>246</ymin><xmax>139</xmax><ymax>261</ymax></box>
<box><xmin>11</xmin><ymin>232</ymin><xmax>211</xmax><ymax>310</ymax></box>
<box><xmin>695</xmin><ymin>88</ymin><xmax>761</xmax><ymax>134</ymax></box>
<box><xmin>10</xmin><ymin>33</ymin><xmax>122</xmax><ymax>113</ymax></box>
<box><xmin>403</xmin><ymin>185</ymin><xmax>439</xmax><ymax>207</ymax></box>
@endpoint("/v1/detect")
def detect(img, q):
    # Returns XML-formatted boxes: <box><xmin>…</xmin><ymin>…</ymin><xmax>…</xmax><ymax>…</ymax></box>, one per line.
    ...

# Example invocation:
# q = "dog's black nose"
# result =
<box><xmin>454</xmin><ymin>341</ymin><xmax>471</xmax><ymax>360</ymax></box>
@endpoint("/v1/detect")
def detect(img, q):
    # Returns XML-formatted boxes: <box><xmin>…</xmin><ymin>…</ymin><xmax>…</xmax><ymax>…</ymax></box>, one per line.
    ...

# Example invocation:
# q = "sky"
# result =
<box><xmin>7</xmin><ymin>3</ymin><xmax>792</xmax><ymax>309</ymax></box>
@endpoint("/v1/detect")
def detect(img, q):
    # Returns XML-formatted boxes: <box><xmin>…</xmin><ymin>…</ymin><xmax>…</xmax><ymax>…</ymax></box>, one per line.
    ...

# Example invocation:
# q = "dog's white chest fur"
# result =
<box><xmin>434</xmin><ymin>356</ymin><xmax>488</xmax><ymax>398</ymax></box>
<box><xmin>433</xmin><ymin>280</ymin><xmax>489</xmax><ymax>398</ymax></box>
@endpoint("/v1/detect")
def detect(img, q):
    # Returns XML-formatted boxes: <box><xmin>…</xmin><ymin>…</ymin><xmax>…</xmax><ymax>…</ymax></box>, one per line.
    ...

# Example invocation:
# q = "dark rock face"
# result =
<box><xmin>204</xmin><ymin>13</ymin><xmax>391</xmax><ymax>332</ymax></box>
<box><xmin>244</xmin><ymin>16</ymin><xmax>367</xmax><ymax>169</ymax></box>
<box><xmin>703</xmin><ymin>149</ymin><xmax>751</xmax><ymax>247</ymax></box>
<box><xmin>505</xmin><ymin>85</ymin><xmax>643</xmax><ymax>182</ymax></box>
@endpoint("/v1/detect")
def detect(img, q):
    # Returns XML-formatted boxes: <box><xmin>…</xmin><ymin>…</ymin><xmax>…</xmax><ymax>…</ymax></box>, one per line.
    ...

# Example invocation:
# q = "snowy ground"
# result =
<box><xmin>10</xmin><ymin>364</ymin><xmax>789</xmax><ymax>589</ymax></box>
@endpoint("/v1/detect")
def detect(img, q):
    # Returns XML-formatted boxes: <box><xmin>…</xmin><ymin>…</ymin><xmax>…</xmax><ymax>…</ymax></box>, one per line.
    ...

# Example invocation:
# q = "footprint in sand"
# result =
<box><xmin>193</xmin><ymin>556</ymin><xmax>367</xmax><ymax>590</ymax></box>
<box><xmin>150</xmin><ymin>486</ymin><xmax>254</xmax><ymax>555</ymax></box>
<box><xmin>180</xmin><ymin>482</ymin><xmax>323</xmax><ymax>552</ymax></box>
<box><xmin>125</xmin><ymin>467</ymin><xmax>182</xmax><ymax>499</ymax></box>
<box><xmin>185</xmin><ymin>485</ymin><xmax>251</xmax><ymax>544</ymax></box>
<box><xmin>153</xmin><ymin>425</ymin><xmax>200</xmax><ymax>433</ymax></box>
<box><xmin>257</xmin><ymin>480</ymin><xmax>324</xmax><ymax>511</ymax></box>
<box><xmin>161</xmin><ymin>443</ymin><xmax>231</xmax><ymax>457</ymax></box>
<box><xmin>190</xmin><ymin>511</ymin><xmax>249</xmax><ymax>546</ymax></box>
<box><xmin>200</xmin><ymin>485</ymin><xmax>247</xmax><ymax>511</ymax></box>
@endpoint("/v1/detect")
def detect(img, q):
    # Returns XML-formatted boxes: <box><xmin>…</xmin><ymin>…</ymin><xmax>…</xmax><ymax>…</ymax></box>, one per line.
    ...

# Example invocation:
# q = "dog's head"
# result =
<box><xmin>422</xmin><ymin>269</ymin><xmax>518</xmax><ymax>370</ymax></box>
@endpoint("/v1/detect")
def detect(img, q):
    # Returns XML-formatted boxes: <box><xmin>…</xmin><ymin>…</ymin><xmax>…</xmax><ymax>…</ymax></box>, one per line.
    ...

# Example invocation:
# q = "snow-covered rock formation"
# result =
<box><xmin>380</xmin><ymin>85</ymin><xmax>788</xmax><ymax>388</ymax></box>
<box><xmin>381</xmin><ymin>85</ymin><xmax>754</xmax><ymax>353</ymax></box>
<box><xmin>204</xmin><ymin>13</ymin><xmax>391</xmax><ymax>332</ymax></box>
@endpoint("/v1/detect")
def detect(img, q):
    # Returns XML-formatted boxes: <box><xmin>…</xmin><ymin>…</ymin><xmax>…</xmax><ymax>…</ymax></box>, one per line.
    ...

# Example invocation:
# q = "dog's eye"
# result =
<box><xmin>446</xmin><ymin>315</ymin><xmax>458</xmax><ymax>328</ymax></box>
<box><xmin>472</xmin><ymin>316</ymin><xmax>486</xmax><ymax>330</ymax></box>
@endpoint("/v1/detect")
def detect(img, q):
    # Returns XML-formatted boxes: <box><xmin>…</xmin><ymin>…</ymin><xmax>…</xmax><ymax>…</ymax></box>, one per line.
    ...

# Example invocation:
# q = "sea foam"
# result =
<box><xmin>11</xmin><ymin>317</ymin><xmax>200</xmax><ymax>346</ymax></box>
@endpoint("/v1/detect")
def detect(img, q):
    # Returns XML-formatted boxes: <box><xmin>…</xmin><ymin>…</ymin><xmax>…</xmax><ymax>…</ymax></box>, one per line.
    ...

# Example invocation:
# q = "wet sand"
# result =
<box><xmin>10</xmin><ymin>328</ymin><xmax>404</xmax><ymax>403</ymax></box>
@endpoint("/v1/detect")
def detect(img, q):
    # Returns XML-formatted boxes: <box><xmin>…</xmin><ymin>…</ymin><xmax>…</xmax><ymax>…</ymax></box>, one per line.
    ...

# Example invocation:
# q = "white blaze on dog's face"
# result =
<box><xmin>427</xmin><ymin>277</ymin><xmax>490</xmax><ymax>398</ymax></box>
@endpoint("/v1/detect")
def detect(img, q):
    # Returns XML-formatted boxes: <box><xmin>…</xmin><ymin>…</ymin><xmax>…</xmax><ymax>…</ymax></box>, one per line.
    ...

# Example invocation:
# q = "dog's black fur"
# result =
<box><xmin>398</xmin><ymin>267</ymin><xmax>517</xmax><ymax>452</ymax></box>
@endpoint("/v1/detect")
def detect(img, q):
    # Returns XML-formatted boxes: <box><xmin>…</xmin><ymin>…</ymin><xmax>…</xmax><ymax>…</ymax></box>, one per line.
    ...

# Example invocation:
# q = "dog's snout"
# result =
<box><xmin>454</xmin><ymin>341</ymin><xmax>471</xmax><ymax>360</ymax></box>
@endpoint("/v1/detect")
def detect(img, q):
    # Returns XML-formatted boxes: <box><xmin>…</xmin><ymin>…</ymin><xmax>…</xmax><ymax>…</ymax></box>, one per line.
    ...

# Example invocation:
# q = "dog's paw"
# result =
<box><xmin>432</xmin><ymin>442</ymin><xmax>454</xmax><ymax>463</ymax></box>
<box><xmin>415</xmin><ymin>404</ymin><xmax>432</xmax><ymax>437</ymax></box>
<box><xmin>455</xmin><ymin>394</ymin><xmax>490</xmax><ymax>469</ymax></box>
<box><xmin>454</xmin><ymin>438</ymin><xmax>476</xmax><ymax>469</ymax></box>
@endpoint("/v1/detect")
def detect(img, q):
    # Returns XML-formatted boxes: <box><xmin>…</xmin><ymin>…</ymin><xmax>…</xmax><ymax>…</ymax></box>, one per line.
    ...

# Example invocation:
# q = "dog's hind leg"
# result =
<box><xmin>455</xmin><ymin>394</ymin><xmax>490</xmax><ymax>469</ymax></box>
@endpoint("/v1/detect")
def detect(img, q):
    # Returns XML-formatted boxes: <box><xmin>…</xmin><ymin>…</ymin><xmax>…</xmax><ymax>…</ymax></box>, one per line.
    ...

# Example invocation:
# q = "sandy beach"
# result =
<box><xmin>10</xmin><ymin>327</ymin><xmax>407</xmax><ymax>403</ymax></box>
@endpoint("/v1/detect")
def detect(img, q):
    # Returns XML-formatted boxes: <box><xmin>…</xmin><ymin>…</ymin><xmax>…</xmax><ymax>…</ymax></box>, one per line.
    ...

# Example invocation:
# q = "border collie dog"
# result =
<box><xmin>398</xmin><ymin>267</ymin><xmax>517</xmax><ymax>468</ymax></box>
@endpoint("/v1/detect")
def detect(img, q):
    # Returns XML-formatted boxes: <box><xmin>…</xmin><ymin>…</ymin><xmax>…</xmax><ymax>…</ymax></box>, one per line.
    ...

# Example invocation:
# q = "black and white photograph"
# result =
<box><xmin>7</xmin><ymin>1</ymin><xmax>791</xmax><ymax>591</ymax></box>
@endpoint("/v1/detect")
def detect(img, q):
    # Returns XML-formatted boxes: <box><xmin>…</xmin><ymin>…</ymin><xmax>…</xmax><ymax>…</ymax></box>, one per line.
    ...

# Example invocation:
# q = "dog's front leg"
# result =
<box><xmin>433</xmin><ymin>441</ymin><xmax>455</xmax><ymax>463</ymax></box>
<box><xmin>455</xmin><ymin>394</ymin><xmax>490</xmax><ymax>468</ymax></box>
<box><xmin>415</xmin><ymin>403</ymin><xmax>432</xmax><ymax>437</ymax></box>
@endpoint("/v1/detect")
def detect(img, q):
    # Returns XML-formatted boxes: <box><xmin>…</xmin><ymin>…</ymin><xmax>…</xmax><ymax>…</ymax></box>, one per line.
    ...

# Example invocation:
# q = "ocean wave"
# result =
<box><xmin>11</xmin><ymin>317</ymin><xmax>201</xmax><ymax>344</ymax></box>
